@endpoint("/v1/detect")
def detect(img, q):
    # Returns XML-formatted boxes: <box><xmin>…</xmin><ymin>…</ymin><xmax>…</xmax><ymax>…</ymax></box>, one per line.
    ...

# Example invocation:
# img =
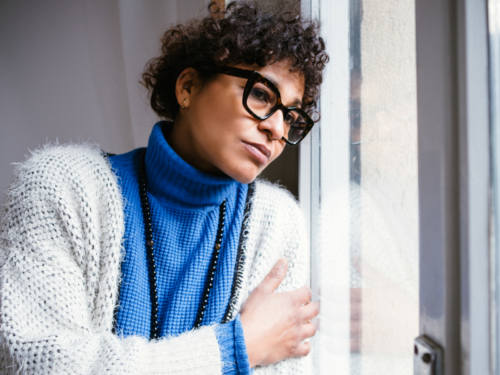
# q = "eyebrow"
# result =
<box><xmin>264</xmin><ymin>74</ymin><xmax>303</xmax><ymax>108</ymax></box>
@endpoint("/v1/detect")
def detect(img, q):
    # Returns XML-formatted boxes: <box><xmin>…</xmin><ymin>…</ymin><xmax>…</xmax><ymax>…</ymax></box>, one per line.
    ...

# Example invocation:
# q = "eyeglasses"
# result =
<box><xmin>213</xmin><ymin>66</ymin><xmax>315</xmax><ymax>146</ymax></box>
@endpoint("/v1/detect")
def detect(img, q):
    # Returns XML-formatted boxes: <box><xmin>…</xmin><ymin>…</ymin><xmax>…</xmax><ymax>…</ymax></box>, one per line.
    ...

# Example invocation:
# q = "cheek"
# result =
<box><xmin>189</xmin><ymin>89</ymin><xmax>254</xmax><ymax>176</ymax></box>
<box><xmin>193</xmin><ymin>90</ymin><xmax>243</xmax><ymax>141</ymax></box>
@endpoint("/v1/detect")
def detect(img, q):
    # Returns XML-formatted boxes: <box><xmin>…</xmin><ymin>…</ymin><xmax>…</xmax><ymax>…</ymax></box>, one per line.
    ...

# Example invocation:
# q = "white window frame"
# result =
<box><xmin>301</xmin><ymin>0</ymin><xmax>353</xmax><ymax>370</ymax></box>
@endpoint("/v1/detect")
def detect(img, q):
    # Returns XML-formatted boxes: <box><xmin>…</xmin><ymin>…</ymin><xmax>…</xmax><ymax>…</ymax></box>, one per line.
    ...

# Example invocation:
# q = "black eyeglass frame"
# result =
<box><xmin>213</xmin><ymin>66</ymin><xmax>315</xmax><ymax>146</ymax></box>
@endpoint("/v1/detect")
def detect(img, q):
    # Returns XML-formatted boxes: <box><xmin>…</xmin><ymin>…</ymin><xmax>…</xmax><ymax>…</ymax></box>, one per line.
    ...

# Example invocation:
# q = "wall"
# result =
<box><xmin>0</xmin><ymin>0</ymin><xmax>206</xmax><ymax>203</ymax></box>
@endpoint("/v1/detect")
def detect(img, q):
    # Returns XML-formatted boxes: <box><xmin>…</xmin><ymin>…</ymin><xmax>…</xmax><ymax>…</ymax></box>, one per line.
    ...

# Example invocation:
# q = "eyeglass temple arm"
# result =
<box><xmin>214</xmin><ymin>66</ymin><xmax>255</xmax><ymax>79</ymax></box>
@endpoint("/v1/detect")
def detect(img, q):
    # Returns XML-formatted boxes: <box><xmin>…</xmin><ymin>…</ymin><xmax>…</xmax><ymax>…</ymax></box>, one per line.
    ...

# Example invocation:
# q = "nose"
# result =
<box><xmin>257</xmin><ymin>109</ymin><xmax>285</xmax><ymax>141</ymax></box>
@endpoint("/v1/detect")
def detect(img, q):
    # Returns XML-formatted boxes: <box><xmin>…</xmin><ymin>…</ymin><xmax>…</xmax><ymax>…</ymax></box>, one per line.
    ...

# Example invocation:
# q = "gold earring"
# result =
<box><xmin>182</xmin><ymin>98</ymin><xmax>186</xmax><ymax>110</ymax></box>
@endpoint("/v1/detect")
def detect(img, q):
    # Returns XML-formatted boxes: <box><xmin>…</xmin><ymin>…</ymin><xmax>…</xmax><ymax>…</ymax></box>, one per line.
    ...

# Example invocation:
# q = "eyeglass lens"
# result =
<box><xmin>247</xmin><ymin>80</ymin><xmax>308</xmax><ymax>144</ymax></box>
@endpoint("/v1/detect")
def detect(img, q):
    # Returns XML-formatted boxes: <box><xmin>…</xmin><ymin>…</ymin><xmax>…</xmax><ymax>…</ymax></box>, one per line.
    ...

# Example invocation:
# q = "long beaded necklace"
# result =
<box><xmin>138</xmin><ymin>149</ymin><xmax>227</xmax><ymax>340</ymax></box>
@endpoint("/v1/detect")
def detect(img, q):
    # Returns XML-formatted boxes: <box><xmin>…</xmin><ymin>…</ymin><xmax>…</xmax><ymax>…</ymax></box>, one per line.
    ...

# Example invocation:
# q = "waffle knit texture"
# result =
<box><xmin>0</xmin><ymin>140</ymin><xmax>312</xmax><ymax>374</ymax></box>
<box><xmin>109</xmin><ymin>123</ymin><xmax>249</xmax><ymax>374</ymax></box>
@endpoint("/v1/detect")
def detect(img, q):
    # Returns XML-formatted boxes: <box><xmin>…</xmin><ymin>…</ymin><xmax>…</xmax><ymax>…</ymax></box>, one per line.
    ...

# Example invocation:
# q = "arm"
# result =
<box><xmin>0</xmin><ymin>146</ymin><xmax>222</xmax><ymax>375</ymax></box>
<box><xmin>239</xmin><ymin>181</ymin><xmax>316</xmax><ymax>374</ymax></box>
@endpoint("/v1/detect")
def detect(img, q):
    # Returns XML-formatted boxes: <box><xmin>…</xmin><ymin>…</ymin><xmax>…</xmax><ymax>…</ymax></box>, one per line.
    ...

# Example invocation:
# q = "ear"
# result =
<box><xmin>175</xmin><ymin>68</ymin><xmax>198</xmax><ymax>110</ymax></box>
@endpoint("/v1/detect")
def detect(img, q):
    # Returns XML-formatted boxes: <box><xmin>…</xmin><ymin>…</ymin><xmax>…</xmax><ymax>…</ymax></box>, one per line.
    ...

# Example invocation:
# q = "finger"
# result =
<box><xmin>299</xmin><ymin>321</ymin><xmax>317</xmax><ymax>340</ymax></box>
<box><xmin>291</xmin><ymin>340</ymin><xmax>312</xmax><ymax>358</ymax></box>
<box><xmin>260</xmin><ymin>258</ymin><xmax>288</xmax><ymax>293</ymax></box>
<box><xmin>290</xmin><ymin>285</ymin><xmax>312</xmax><ymax>305</ymax></box>
<box><xmin>300</xmin><ymin>301</ymin><xmax>319</xmax><ymax>322</ymax></box>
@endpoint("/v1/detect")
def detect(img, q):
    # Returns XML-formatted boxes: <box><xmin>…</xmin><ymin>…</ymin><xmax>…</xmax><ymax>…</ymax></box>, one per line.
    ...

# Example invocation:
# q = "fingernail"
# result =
<box><xmin>276</xmin><ymin>258</ymin><xmax>286</xmax><ymax>271</ymax></box>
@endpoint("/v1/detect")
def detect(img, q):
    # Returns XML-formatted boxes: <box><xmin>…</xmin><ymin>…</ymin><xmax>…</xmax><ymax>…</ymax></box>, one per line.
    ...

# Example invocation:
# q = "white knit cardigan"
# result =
<box><xmin>0</xmin><ymin>144</ymin><xmax>312</xmax><ymax>375</ymax></box>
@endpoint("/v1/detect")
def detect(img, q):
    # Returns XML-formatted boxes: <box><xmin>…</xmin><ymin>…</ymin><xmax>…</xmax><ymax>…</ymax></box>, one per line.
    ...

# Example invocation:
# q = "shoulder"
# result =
<box><xmin>251</xmin><ymin>179</ymin><xmax>304</xmax><ymax>226</ymax></box>
<box><xmin>1</xmin><ymin>142</ymin><xmax>124</xmax><ymax>258</ymax></box>
<box><xmin>243</xmin><ymin>179</ymin><xmax>308</xmax><ymax>292</ymax></box>
<box><xmin>9</xmin><ymin>143</ymin><xmax>113</xmax><ymax>187</ymax></box>
<box><xmin>3</xmin><ymin>143</ymin><xmax>123</xmax><ymax>226</ymax></box>
<box><xmin>8</xmin><ymin>143</ymin><xmax>116</xmax><ymax>193</ymax></box>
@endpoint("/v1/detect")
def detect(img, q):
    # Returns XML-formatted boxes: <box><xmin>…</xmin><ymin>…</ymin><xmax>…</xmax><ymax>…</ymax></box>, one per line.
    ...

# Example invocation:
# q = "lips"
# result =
<box><xmin>242</xmin><ymin>141</ymin><xmax>271</xmax><ymax>164</ymax></box>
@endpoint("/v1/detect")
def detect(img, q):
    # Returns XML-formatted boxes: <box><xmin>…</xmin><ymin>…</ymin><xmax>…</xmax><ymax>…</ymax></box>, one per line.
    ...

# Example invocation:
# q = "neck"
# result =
<box><xmin>145</xmin><ymin>122</ymin><xmax>238</xmax><ymax>209</ymax></box>
<box><xmin>168</xmin><ymin>117</ymin><xmax>223</xmax><ymax>176</ymax></box>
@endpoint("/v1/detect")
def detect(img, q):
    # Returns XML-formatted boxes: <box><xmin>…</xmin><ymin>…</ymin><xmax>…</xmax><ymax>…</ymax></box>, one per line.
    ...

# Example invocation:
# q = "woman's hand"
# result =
<box><xmin>239</xmin><ymin>258</ymin><xmax>318</xmax><ymax>368</ymax></box>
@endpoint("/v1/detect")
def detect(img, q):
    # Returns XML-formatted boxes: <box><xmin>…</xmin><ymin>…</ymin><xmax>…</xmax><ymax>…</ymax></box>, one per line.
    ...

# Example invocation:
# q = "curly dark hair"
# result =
<box><xmin>142</xmin><ymin>1</ymin><xmax>329</xmax><ymax>121</ymax></box>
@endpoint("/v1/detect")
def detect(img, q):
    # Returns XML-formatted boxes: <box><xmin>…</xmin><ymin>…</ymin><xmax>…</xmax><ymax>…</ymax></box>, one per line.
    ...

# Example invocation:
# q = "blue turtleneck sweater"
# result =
<box><xmin>109</xmin><ymin>122</ymin><xmax>251</xmax><ymax>374</ymax></box>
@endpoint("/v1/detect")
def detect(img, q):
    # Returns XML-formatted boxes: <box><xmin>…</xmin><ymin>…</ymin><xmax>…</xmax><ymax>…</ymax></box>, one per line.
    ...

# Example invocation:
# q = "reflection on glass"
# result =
<box><xmin>350</xmin><ymin>1</ymin><xmax>419</xmax><ymax>373</ymax></box>
<box><xmin>312</xmin><ymin>0</ymin><xmax>419</xmax><ymax>374</ymax></box>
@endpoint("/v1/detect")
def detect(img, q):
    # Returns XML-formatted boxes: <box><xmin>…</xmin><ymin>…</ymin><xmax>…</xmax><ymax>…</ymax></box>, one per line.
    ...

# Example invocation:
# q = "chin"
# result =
<box><xmin>229</xmin><ymin>171</ymin><xmax>259</xmax><ymax>185</ymax></box>
<box><xmin>238</xmin><ymin>175</ymin><xmax>259</xmax><ymax>185</ymax></box>
<box><xmin>225</xmin><ymin>162</ymin><xmax>262</xmax><ymax>185</ymax></box>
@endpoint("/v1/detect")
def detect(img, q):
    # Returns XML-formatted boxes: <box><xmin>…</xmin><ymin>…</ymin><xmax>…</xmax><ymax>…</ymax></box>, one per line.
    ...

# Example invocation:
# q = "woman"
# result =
<box><xmin>0</xmin><ymin>2</ymin><xmax>328</xmax><ymax>374</ymax></box>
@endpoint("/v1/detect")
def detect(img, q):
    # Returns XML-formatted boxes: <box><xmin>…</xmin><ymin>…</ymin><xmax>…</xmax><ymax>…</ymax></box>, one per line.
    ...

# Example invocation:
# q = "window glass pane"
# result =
<box><xmin>311</xmin><ymin>0</ymin><xmax>419</xmax><ymax>373</ymax></box>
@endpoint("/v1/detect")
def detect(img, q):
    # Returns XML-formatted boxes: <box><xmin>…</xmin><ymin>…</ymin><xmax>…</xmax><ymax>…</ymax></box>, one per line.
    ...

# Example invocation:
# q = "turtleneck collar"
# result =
<box><xmin>144</xmin><ymin>121</ymin><xmax>239</xmax><ymax>209</ymax></box>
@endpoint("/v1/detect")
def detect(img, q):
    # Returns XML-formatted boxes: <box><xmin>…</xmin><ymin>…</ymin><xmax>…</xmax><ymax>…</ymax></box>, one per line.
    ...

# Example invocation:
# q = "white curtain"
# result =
<box><xmin>0</xmin><ymin>0</ymin><xmax>206</xmax><ymax>202</ymax></box>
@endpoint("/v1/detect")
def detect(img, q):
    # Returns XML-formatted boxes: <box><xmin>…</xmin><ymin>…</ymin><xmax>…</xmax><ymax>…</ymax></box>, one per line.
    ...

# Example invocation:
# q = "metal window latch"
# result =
<box><xmin>414</xmin><ymin>335</ymin><xmax>443</xmax><ymax>375</ymax></box>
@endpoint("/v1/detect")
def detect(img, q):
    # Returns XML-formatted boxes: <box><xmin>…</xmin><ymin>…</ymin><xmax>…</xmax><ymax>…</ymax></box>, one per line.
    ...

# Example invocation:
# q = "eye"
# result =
<box><xmin>285</xmin><ymin>112</ymin><xmax>298</xmax><ymax>124</ymax></box>
<box><xmin>250</xmin><ymin>88</ymin><xmax>269</xmax><ymax>103</ymax></box>
<box><xmin>285</xmin><ymin>111</ymin><xmax>307</xmax><ymax>129</ymax></box>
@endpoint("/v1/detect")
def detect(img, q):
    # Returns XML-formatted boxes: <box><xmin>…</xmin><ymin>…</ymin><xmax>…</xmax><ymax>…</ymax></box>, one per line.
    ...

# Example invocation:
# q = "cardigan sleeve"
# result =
<box><xmin>0</xmin><ymin>145</ymin><xmax>223</xmax><ymax>375</ymax></box>
<box><xmin>242</xmin><ymin>180</ymin><xmax>314</xmax><ymax>375</ymax></box>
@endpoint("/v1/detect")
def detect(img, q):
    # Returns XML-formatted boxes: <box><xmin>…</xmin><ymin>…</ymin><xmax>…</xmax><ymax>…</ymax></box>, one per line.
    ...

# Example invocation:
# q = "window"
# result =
<box><xmin>303</xmin><ymin>0</ymin><xmax>419</xmax><ymax>373</ymax></box>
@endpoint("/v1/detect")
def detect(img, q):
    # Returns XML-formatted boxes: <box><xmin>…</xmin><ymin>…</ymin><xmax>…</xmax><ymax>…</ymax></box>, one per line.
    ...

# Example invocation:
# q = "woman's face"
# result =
<box><xmin>168</xmin><ymin>61</ymin><xmax>305</xmax><ymax>184</ymax></box>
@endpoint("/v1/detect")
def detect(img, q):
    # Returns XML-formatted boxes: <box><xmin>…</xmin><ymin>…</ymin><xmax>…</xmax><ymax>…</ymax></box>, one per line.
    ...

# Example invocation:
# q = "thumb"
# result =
<box><xmin>260</xmin><ymin>258</ymin><xmax>288</xmax><ymax>293</ymax></box>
